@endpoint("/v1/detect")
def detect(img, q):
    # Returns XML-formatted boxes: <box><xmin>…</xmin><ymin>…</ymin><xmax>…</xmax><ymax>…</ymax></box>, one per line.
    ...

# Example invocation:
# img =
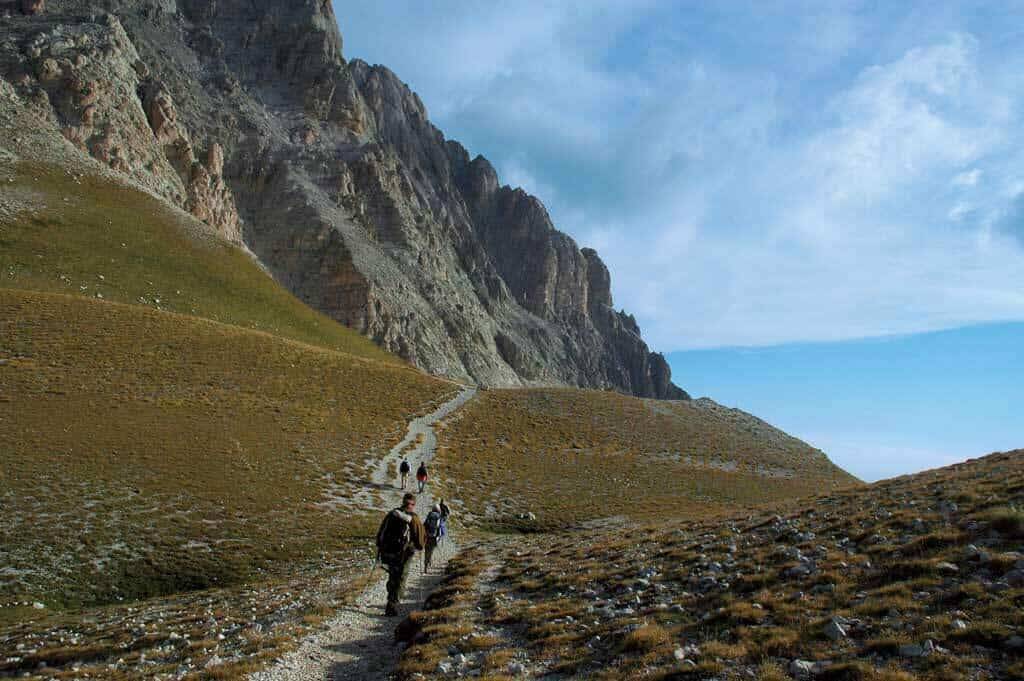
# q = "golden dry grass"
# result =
<box><xmin>0</xmin><ymin>288</ymin><xmax>455</xmax><ymax>609</ymax></box>
<box><xmin>434</xmin><ymin>387</ymin><xmax>858</xmax><ymax>528</ymax></box>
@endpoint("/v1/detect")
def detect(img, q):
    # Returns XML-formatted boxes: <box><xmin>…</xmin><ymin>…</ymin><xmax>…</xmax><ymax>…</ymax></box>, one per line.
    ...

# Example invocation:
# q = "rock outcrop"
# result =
<box><xmin>0</xmin><ymin>11</ymin><xmax>240</xmax><ymax>241</ymax></box>
<box><xmin>0</xmin><ymin>0</ymin><xmax>687</xmax><ymax>398</ymax></box>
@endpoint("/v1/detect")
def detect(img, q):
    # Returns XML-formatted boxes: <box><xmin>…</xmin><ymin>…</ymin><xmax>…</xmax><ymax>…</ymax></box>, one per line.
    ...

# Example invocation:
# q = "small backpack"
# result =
<box><xmin>377</xmin><ymin>511</ymin><xmax>412</xmax><ymax>564</ymax></box>
<box><xmin>424</xmin><ymin>510</ymin><xmax>441</xmax><ymax>538</ymax></box>
<box><xmin>399</xmin><ymin>460</ymin><xmax>410</xmax><ymax>474</ymax></box>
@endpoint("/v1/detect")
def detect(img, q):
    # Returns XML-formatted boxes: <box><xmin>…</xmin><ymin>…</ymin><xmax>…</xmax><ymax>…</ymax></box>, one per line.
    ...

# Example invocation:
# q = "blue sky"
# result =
<box><xmin>335</xmin><ymin>2</ymin><xmax>1023</xmax><ymax>480</ymax></box>
<box><xmin>667</xmin><ymin>324</ymin><xmax>1022</xmax><ymax>481</ymax></box>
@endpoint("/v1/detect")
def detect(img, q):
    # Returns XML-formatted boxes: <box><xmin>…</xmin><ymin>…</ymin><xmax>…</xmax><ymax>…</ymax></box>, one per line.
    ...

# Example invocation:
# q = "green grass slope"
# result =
<box><xmin>0</xmin><ymin>161</ymin><xmax>393</xmax><ymax>362</ymax></box>
<box><xmin>433</xmin><ymin>387</ymin><xmax>859</xmax><ymax>529</ymax></box>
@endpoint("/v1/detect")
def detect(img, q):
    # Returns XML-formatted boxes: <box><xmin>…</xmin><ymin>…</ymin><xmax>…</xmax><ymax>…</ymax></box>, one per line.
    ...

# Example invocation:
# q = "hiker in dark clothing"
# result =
<box><xmin>399</xmin><ymin>458</ymin><xmax>411</xmax><ymax>489</ymax></box>
<box><xmin>423</xmin><ymin>503</ymin><xmax>443</xmax><ymax>572</ymax></box>
<box><xmin>416</xmin><ymin>461</ymin><xmax>428</xmax><ymax>493</ymax></box>
<box><xmin>376</xmin><ymin>492</ymin><xmax>426</xmax><ymax>616</ymax></box>
<box><xmin>439</xmin><ymin>498</ymin><xmax>451</xmax><ymax>521</ymax></box>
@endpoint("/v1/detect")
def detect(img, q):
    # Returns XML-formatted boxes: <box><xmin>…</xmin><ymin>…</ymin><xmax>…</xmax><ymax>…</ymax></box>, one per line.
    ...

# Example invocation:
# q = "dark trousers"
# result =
<box><xmin>424</xmin><ymin>537</ymin><xmax>438</xmax><ymax>570</ymax></box>
<box><xmin>385</xmin><ymin>557</ymin><xmax>412</xmax><ymax>609</ymax></box>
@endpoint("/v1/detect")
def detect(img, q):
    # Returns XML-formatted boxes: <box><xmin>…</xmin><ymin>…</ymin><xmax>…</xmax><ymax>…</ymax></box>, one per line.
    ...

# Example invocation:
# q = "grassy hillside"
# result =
<box><xmin>0</xmin><ymin>289</ymin><xmax>456</xmax><ymax>611</ymax></box>
<box><xmin>0</xmin><ymin>161</ymin><xmax>394</xmax><ymax>362</ymax></box>
<box><xmin>0</xmin><ymin>157</ymin><xmax>463</xmax><ymax>677</ymax></box>
<box><xmin>401</xmin><ymin>450</ymin><xmax>1024</xmax><ymax>680</ymax></box>
<box><xmin>432</xmin><ymin>388</ymin><xmax>859</xmax><ymax>529</ymax></box>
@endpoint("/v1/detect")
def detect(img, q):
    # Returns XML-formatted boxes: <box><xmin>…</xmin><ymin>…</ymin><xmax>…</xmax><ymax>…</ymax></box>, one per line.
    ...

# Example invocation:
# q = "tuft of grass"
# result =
<box><xmin>622</xmin><ymin>624</ymin><xmax>672</xmax><ymax>653</ymax></box>
<box><xmin>756</xmin><ymin>661</ymin><xmax>790</xmax><ymax>681</ymax></box>
<box><xmin>983</xmin><ymin>507</ymin><xmax>1024</xmax><ymax>538</ymax></box>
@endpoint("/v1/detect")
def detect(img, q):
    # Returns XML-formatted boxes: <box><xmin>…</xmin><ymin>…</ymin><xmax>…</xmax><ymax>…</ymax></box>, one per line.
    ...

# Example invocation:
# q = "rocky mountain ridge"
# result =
<box><xmin>0</xmin><ymin>0</ymin><xmax>687</xmax><ymax>398</ymax></box>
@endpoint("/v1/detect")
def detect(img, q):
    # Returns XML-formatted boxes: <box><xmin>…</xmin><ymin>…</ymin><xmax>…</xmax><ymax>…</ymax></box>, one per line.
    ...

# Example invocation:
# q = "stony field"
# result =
<box><xmin>399</xmin><ymin>450</ymin><xmax>1024</xmax><ymax>680</ymax></box>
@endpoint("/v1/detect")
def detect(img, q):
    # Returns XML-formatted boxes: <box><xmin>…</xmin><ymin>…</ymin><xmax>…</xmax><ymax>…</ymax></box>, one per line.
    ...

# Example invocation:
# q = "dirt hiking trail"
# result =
<box><xmin>250</xmin><ymin>387</ymin><xmax>476</xmax><ymax>681</ymax></box>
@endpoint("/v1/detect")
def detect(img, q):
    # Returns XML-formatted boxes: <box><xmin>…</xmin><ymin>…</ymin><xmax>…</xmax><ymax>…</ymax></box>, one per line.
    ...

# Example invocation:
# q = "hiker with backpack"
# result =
<box><xmin>375</xmin><ymin>492</ymin><xmax>426</xmax><ymax>616</ymax></box>
<box><xmin>438</xmin><ymin>498</ymin><xmax>452</xmax><ymax>551</ymax></box>
<box><xmin>399</xmin><ymin>458</ymin><xmax>411</xmax><ymax>489</ymax></box>
<box><xmin>416</xmin><ymin>461</ymin><xmax>428</xmax><ymax>493</ymax></box>
<box><xmin>423</xmin><ymin>503</ymin><xmax>444</xmax><ymax>572</ymax></box>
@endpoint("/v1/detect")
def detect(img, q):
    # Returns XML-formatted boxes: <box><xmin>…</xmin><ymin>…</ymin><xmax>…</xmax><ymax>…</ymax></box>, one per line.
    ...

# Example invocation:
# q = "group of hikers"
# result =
<box><xmin>398</xmin><ymin>457</ymin><xmax>429</xmax><ymax>493</ymax></box>
<box><xmin>375</xmin><ymin>458</ymin><xmax>450</xmax><ymax>616</ymax></box>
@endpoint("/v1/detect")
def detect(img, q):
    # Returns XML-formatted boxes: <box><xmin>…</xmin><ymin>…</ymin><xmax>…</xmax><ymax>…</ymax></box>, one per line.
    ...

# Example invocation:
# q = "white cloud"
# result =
<box><xmin>797</xmin><ymin>35</ymin><xmax>990</xmax><ymax>211</ymax></box>
<box><xmin>497</xmin><ymin>158</ymin><xmax>555</xmax><ymax>201</ymax></box>
<box><xmin>607</xmin><ymin>33</ymin><xmax>1024</xmax><ymax>349</ymax></box>
<box><xmin>953</xmin><ymin>168</ymin><xmax>982</xmax><ymax>186</ymax></box>
<box><xmin>948</xmin><ymin>201</ymin><xmax>973</xmax><ymax>221</ymax></box>
<box><xmin>339</xmin><ymin>5</ymin><xmax>1024</xmax><ymax>351</ymax></box>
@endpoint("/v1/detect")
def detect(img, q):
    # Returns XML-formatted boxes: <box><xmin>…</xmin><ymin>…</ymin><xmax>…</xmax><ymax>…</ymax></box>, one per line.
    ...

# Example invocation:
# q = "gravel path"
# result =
<box><xmin>371</xmin><ymin>386</ymin><xmax>477</xmax><ymax>497</ymax></box>
<box><xmin>250</xmin><ymin>387</ymin><xmax>475</xmax><ymax>681</ymax></box>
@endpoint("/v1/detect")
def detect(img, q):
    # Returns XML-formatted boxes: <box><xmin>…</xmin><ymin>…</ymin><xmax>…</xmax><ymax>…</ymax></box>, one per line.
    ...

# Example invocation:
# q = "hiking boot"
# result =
<box><xmin>384</xmin><ymin>604</ymin><xmax>398</xmax><ymax>617</ymax></box>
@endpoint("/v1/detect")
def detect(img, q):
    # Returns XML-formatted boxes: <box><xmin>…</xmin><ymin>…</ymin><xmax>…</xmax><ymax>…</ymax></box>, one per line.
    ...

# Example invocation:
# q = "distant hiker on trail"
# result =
<box><xmin>423</xmin><ymin>503</ymin><xmax>445</xmax><ymax>572</ymax></box>
<box><xmin>416</xmin><ymin>461</ymin><xmax>428</xmax><ymax>493</ymax></box>
<box><xmin>439</xmin><ymin>498</ymin><xmax>451</xmax><ymax>522</ymax></box>
<box><xmin>399</xmin><ymin>458</ymin><xmax>411</xmax><ymax>489</ymax></box>
<box><xmin>376</xmin><ymin>492</ymin><xmax>425</xmax><ymax>616</ymax></box>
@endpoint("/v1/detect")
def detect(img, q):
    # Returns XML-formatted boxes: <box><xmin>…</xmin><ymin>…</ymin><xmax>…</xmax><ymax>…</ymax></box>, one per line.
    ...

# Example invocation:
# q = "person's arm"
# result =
<box><xmin>411</xmin><ymin>515</ymin><xmax>426</xmax><ymax>550</ymax></box>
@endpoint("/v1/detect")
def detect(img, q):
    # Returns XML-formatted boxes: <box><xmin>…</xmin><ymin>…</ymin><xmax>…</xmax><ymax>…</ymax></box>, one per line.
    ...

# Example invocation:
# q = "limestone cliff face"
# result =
<box><xmin>0</xmin><ymin>0</ymin><xmax>688</xmax><ymax>398</ymax></box>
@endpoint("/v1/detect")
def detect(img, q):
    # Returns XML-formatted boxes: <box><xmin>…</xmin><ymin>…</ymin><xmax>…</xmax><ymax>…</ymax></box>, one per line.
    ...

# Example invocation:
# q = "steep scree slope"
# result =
<box><xmin>0</xmin><ymin>0</ymin><xmax>686</xmax><ymax>398</ymax></box>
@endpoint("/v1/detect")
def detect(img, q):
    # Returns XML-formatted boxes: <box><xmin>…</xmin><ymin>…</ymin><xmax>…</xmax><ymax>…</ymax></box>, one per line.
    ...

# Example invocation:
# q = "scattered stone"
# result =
<box><xmin>899</xmin><ymin>640</ymin><xmax>934</xmax><ymax>658</ymax></box>
<box><xmin>823</xmin><ymin>618</ymin><xmax>847</xmax><ymax>641</ymax></box>
<box><xmin>1003</xmin><ymin>569</ymin><xmax>1024</xmax><ymax>586</ymax></box>
<box><xmin>789</xmin><ymin>659</ymin><xmax>815</xmax><ymax>677</ymax></box>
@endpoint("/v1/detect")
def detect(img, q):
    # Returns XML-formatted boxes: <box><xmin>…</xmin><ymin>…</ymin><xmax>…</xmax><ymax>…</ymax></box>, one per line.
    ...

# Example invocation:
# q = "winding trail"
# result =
<box><xmin>370</xmin><ymin>386</ymin><xmax>477</xmax><ymax>501</ymax></box>
<box><xmin>250</xmin><ymin>387</ymin><xmax>476</xmax><ymax>681</ymax></box>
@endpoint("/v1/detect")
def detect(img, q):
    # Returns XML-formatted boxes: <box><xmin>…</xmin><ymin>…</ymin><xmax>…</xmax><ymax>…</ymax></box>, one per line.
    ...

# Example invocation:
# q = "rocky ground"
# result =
<box><xmin>399</xmin><ymin>450</ymin><xmax>1024</xmax><ymax>680</ymax></box>
<box><xmin>0</xmin><ymin>385</ymin><xmax>475</xmax><ymax>681</ymax></box>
